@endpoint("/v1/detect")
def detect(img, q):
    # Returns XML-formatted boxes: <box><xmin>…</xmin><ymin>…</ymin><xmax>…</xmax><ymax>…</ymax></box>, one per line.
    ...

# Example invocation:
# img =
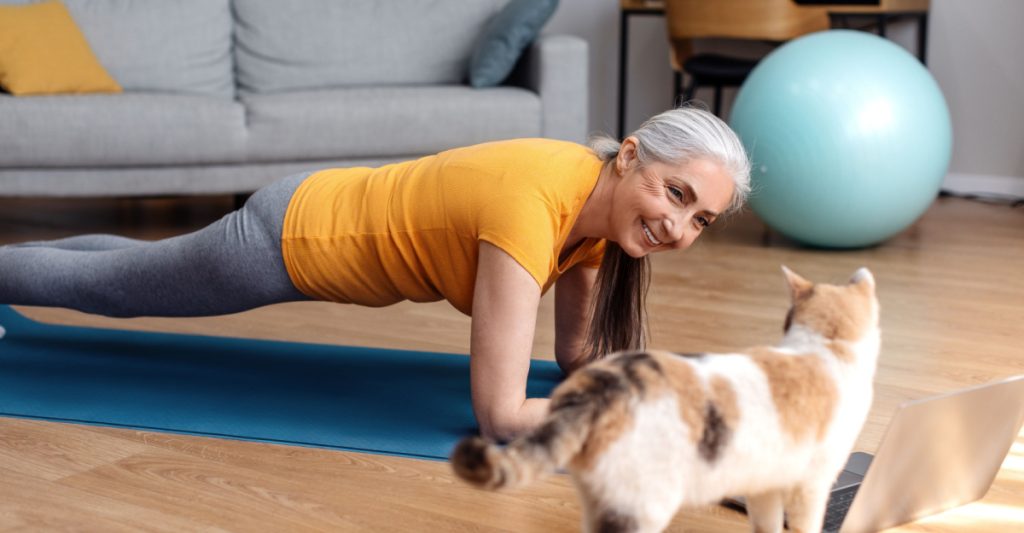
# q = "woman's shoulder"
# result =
<box><xmin>440</xmin><ymin>138</ymin><xmax>595</xmax><ymax>169</ymax></box>
<box><xmin>440</xmin><ymin>136</ymin><xmax>598</xmax><ymax>180</ymax></box>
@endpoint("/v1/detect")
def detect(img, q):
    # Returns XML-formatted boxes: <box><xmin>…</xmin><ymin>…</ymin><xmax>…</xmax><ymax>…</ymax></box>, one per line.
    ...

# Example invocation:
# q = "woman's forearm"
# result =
<box><xmin>554</xmin><ymin>266</ymin><xmax>599</xmax><ymax>374</ymax></box>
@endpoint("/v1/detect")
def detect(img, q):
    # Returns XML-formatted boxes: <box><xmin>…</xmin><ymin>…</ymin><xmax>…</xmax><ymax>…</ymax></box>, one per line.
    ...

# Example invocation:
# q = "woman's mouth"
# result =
<box><xmin>641</xmin><ymin>221</ymin><xmax>662</xmax><ymax>247</ymax></box>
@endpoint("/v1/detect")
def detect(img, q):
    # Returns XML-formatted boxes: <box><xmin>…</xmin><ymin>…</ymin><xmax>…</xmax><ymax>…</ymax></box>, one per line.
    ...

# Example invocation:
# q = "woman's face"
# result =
<box><xmin>608</xmin><ymin>138</ymin><xmax>735</xmax><ymax>258</ymax></box>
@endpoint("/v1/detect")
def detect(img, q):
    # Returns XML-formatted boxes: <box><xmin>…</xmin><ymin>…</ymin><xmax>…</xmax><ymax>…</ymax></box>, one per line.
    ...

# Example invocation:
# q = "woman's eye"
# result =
<box><xmin>696</xmin><ymin>216</ymin><xmax>710</xmax><ymax>228</ymax></box>
<box><xmin>668</xmin><ymin>186</ymin><xmax>684</xmax><ymax>201</ymax></box>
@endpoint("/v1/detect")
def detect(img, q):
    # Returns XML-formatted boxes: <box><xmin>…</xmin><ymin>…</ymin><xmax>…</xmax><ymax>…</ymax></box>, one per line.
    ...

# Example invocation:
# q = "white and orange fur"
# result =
<box><xmin>451</xmin><ymin>266</ymin><xmax>880</xmax><ymax>533</ymax></box>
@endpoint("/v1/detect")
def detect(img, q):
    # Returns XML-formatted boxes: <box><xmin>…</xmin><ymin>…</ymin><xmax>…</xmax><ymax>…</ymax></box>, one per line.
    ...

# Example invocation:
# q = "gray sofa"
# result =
<box><xmin>0</xmin><ymin>0</ymin><xmax>587</xmax><ymax>197</ymax></box>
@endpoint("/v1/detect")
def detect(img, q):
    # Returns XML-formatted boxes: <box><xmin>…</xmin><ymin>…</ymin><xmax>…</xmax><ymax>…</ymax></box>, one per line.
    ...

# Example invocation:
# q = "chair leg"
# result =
<box><xmin>673</xmin><ymin>71</ymin><xmax>683</xmax><ymax>107</ymax></box>
<box><xmin>713</xmin><ymin>85</ymin><xmax>723</xmax><ymax>117</ymax></box>
<box><xmin>682</xmin><ymin>77</ymin><xmax>697</xmax><ymax>105</ymax></box>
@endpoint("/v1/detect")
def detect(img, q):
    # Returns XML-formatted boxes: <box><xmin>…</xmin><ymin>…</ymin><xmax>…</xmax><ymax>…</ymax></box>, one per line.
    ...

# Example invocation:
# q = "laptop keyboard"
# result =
<box><xmin>822</xmin><ymin>484</ymin><xmax>861</xmax><ymax>532</ymax></box>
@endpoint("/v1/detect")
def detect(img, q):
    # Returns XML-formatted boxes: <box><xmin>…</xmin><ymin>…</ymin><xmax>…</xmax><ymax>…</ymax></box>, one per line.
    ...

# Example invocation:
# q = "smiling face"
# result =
<box><xmin>608</xmin><ymin>137</ymin><xmax>735</xmax><ymax>258</ymax></box>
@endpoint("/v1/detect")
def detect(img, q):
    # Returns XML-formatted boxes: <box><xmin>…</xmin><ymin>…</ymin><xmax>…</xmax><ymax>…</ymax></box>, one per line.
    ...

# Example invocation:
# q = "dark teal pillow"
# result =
<box><xmin>469</xmin><ymin>0</ymin><xmax>560</xmax><ymax>88</ymax></box>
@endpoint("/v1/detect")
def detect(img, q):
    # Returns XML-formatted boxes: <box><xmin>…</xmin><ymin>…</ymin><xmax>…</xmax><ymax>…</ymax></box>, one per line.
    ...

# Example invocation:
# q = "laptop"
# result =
<box><xmin>726</xmin><ymin>374</ymin><xmax>1024</xmax><ymax>533</ymax></box>
<box><xmin>793</xmin><ymin>1</ymin><xmax>881</xmax><ymax>5</ymax></box>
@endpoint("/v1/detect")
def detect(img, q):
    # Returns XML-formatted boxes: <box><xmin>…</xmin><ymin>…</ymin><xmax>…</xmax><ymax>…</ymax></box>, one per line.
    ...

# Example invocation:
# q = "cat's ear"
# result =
<box><xmin>781</xmin><ymin>265</ymin><xmax>813</xmax><ymax>300</ymax></box>
<box><xmin>849</xmin><ymin>267</ymin><xmax>875</xmax><ymax>290</ymax></box>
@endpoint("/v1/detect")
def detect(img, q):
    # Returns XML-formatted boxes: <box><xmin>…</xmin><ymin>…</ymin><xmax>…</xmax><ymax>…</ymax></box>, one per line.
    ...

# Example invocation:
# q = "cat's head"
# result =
<box><xmin>781</xmin><ymin>266</ymin><xmax>879</xmax><ymax>342</ymax></box>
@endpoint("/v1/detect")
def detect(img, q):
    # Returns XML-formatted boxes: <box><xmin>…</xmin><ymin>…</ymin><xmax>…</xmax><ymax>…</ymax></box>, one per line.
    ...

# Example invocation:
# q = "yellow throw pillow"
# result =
<box><xmin>0</xmin><ymin>0</ymin><xmax>121</xmax><ymax>96</ymax></box>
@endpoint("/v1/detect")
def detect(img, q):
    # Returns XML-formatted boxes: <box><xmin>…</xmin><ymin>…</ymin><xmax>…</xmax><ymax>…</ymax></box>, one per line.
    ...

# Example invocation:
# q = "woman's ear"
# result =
<box><xmin>616</xmin><ymin>136</ymin><xmax>639</xmax><ymax>175</ymax></box>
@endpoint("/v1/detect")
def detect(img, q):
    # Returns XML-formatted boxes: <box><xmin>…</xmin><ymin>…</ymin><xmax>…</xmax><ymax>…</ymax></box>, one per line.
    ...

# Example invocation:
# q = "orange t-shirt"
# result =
<box><xmin>280</xmin><ymin>138</ymin><xmax>606</xmax><ymax>315</ymax></box>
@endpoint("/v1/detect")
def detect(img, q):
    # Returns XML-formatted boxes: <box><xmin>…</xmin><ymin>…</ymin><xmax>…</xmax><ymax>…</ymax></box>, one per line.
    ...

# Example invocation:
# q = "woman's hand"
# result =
<box><xmin>470</xmin><ymin>241</ymin><xmax>546</xmax><ymax>441</ymax></box>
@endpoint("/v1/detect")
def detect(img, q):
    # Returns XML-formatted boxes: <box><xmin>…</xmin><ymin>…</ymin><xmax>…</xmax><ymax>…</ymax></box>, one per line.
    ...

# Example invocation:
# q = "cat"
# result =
<box><xmin>450</xmin><ymin>266</ymin><xmax>880</xmax><ymax>533</ymax></box>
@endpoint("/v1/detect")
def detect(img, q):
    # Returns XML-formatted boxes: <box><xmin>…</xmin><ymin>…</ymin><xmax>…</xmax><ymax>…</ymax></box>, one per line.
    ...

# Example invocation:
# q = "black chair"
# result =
<box><xmin>665</xmin><ymin>0</ymin><xmax>830</xmax><ymax>117</ymax></box>
<box><xmin>674</xmin><ymin>54</ymin><xmax>760</xmax><ymax>117</ymax></box>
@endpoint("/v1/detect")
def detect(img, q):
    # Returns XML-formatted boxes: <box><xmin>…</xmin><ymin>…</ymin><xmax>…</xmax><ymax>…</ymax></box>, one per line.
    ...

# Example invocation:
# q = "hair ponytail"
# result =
<box><xmin>582</xmin><ymin>242</ymin><xmax>650</xmax><ymax>361</ymax></box>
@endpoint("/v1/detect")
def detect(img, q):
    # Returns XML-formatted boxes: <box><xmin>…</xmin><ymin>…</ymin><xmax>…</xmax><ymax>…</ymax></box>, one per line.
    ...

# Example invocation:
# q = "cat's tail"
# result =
<box><xmin>450</xmin><ymin>395</ymin><xmax>597</xmax><ymax>491</ymax></box>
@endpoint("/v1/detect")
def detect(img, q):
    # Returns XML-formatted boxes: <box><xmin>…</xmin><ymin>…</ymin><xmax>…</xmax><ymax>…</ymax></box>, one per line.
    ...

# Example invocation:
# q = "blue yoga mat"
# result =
<box><xmin>0</xmin><ymin>305</ymin><xmax>563</xmax><ymax>460</ymax></box>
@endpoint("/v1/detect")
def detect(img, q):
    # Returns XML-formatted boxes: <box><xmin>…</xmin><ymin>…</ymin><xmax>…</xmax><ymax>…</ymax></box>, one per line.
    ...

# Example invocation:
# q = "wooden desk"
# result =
<box><xmin>617</xmin><ymin>0</ymin><xmax>931</xmax><ymax>137</ymax></box>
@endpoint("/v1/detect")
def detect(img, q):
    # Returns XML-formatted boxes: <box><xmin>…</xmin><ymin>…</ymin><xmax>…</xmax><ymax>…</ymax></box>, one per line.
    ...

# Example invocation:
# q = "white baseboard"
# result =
<box><xmin>942</xmin><ymin>172</ymin><xmax>1024</xmax><ymax>199</ymax></box>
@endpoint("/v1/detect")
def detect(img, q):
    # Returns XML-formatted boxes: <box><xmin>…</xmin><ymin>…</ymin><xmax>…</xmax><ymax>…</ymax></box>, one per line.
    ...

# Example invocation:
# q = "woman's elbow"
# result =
<box><xmin>558</xmin><ymin>357</ymin><xmax>589</xmax><ymax>376</ymax></box>
<box><xmin>477</xmin><ymin>409</ymin><xmax>521</xmax><ymax>443</ymax></box>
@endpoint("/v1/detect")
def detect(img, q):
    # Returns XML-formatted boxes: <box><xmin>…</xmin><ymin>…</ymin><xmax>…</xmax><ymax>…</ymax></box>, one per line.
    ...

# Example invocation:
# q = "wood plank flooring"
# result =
<box><xmin>0</xmin><ymin>194</ymin><xmax>1021</xmax><ymax>531</ymax></box>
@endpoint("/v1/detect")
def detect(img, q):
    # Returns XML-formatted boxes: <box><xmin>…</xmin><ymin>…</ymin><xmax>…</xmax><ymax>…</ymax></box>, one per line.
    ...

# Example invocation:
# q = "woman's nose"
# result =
<box><xmin>662</xmin><ymin>215</ymin><xmax>687</xmax><ymax>245</ymax></box>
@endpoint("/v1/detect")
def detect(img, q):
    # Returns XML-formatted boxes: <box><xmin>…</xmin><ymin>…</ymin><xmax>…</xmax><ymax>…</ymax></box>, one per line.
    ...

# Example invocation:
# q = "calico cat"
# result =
<box><xmin>451</xmin><ymin>266</ymin><xmax>880</xmax><ymax>533</ymax></box>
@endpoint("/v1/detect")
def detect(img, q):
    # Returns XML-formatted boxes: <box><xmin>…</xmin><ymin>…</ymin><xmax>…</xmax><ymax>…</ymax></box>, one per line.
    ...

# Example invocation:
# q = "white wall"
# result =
<box><xmin>544</xmin><ymin>0</ymin><xmax>1024</xmax><ymax>197</ymax></box>
<box><xmin>928</xmin><ymin>0</ymin><xmax>1024</xmax><ymax>197</ymax></box>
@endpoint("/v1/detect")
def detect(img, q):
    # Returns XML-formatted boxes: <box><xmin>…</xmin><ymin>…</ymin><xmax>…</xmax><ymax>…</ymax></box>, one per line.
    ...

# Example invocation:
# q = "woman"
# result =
<box><xmin>0</xmin><ymin>107</ymin><xmax>751</xmax><ymax>440</ymax></box>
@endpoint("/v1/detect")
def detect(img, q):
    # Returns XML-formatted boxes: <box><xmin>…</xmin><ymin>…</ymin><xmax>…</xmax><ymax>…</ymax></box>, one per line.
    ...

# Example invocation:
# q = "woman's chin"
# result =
<box><xmin>609</xmin><ymin>238</ymin><xmax>651</xmax><ymax>259</ymax></box>
<box><xmin>624</xmin><ymin>244</ymin><xmax>649</xmax><ymax>259</ymax></box>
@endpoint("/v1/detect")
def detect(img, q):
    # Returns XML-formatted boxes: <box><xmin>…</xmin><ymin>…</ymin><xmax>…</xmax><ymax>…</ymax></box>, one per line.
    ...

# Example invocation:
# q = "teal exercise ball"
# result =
<box><xmin>729</xmin><ymin>30</ymin><xmax>952</xmax><ymax>248</ymax></box>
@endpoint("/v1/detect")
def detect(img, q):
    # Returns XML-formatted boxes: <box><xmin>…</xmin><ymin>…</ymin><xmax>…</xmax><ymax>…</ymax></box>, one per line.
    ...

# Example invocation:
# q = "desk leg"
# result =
<box><xmin>918</xmin><ymin>13</ymin><xmax>929</xmax><ymax>65</ymax></box>
<box><xmin>618</xmin><ymin>10</ymin><xmax>629</xmax><ymax>140</ymax></box>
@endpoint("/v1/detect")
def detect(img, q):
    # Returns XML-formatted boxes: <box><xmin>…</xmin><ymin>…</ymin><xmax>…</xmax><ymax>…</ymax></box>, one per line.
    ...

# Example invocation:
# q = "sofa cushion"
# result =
<box><xmin>234</xmin><ymin>0</ymin><xmax>510</xmax><ymax>93</ymax></box>
<box><xmin>0</xmin><ymin>0</ymin><xmax>235</xmax><ymax>98</ymax></box>
<box><xmin>242</xmin><ymin>86</ymin><xmax>542</xmax><ymax>161</ymax></box>
<box><xmin>0</xmin><ymin>93</ymin><xmax>247</xmax><ymax>167</ymax></box>
<box><xmin>0</xmin><ymin>1</ymin><xmax>121</xmax><ymax>96</ymax></box>
<box><xmin>469</xmin><ymin>0</ymin><xmax>559</xmax><ymax>88</ymax></box>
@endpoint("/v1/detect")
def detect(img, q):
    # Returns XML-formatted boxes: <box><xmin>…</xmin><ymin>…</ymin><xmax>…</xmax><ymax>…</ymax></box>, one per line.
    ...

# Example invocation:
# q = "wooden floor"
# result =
<box><xmin>0</xmin><ymin>194</ymin><xmax>1021</xmax><ymax>531</ymax></box>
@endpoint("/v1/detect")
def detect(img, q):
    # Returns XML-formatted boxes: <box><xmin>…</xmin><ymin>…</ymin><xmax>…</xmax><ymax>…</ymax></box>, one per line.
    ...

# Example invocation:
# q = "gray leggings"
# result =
<box><xmin>0</xmin><ymin>172</ymin><xmax>312</xmax><ymax>318</ymax></box>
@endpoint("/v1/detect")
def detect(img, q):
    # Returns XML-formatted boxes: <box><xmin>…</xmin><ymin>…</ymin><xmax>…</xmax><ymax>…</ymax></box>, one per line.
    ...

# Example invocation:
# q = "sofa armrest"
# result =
<box><xmin>506</xmin><ymin>34</ymin><xmax>588</xmax><ymax>143</ymax></box>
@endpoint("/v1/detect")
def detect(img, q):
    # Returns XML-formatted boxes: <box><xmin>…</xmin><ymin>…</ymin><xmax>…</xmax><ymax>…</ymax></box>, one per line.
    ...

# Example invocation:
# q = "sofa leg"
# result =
<box><xmin>117</xmin><ymin>198</ymin><xmax>142</xmax><ymax>226</ymax></box>
<box><xmin>233</xmin><ymin>193</ymin><xmax>251</xmax><ymax>210</ymax></box>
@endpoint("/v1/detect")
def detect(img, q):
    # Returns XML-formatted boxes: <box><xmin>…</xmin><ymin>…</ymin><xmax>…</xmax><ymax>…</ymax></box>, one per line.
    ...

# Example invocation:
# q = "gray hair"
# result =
<box><xmin>589</xmin><ymin>107</ymin><xmax>752</xmax><ymax>214</ymax></box>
